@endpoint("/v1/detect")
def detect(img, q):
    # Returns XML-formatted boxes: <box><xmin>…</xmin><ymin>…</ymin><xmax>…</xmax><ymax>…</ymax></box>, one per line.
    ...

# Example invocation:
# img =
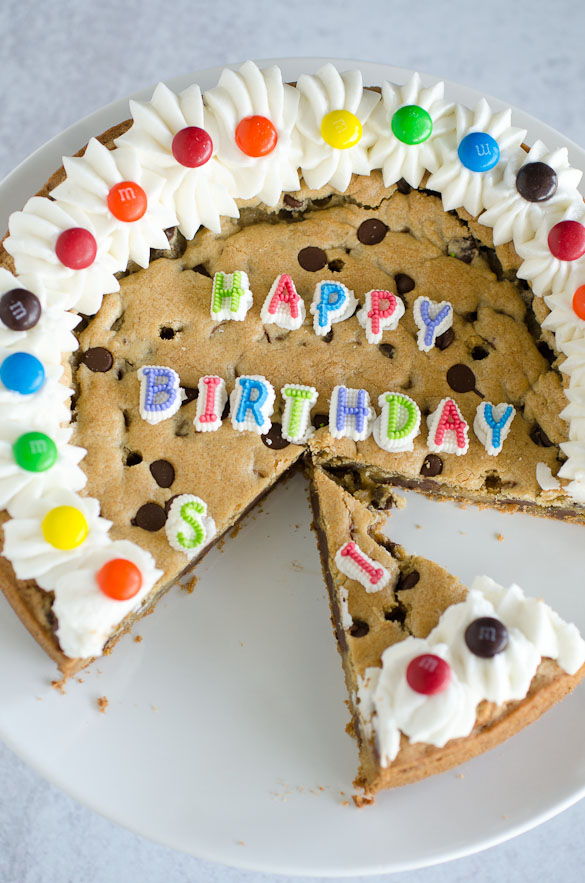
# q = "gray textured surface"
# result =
<box><xmin>2</xmin><ymin>0</ymin><xmax>585</xmax><ymax>880</ymax></box>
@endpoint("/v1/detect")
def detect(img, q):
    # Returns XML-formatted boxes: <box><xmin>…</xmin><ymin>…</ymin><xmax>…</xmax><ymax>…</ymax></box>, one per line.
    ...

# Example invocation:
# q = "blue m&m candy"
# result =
<box><xmin>457</xmin><ymin>132</ymin><xmax>500</xmax><ymax>172</ymax></box>
<box><xmin>0</xmin><ymin>352</ymin><xmax>45</xmax><ymax>394</ymax></box>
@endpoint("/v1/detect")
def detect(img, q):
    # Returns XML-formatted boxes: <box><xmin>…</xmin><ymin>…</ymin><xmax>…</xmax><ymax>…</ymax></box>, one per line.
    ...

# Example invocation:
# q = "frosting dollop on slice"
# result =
<box><xmin>369</xmin><ymin>74</ymin><xmax>455</xmax><ymax>189</ymax></box>
<box><xmin>52</xmin><ymin>540</ymin><xmax>163</xmax><ymax>659</ymax></box>
<box><xmin>204</xmin><ymin>61</ymin><xmax>302</xmax><ymax>206</ymax></box>
<box><xmin>52</xmin><ymin>138</ymin><xmax>177</xmax><ymax>269</ymax></box>
<box><xmin>516</xmin><ymin>202</ymin><xmax>585</xmax><ymax>297</ymax></box>
<box><xmin>426</xmin><ymin>99</ymin><xmax>527</xmax><ymax>217</ymax></box>
<box><xmin>296</xmin><ymin>65</ymin><xmax>380</xmax><ymax>192</ymax></box>
<box><xmin>115</xmin><ymin>81</ymin><xmax>239</xmax><ymax>240</ymax></box>
<box><xmin>4</xmin><ymin>197</ymin><xmax>120</xmax><ymax>315</ymax></box>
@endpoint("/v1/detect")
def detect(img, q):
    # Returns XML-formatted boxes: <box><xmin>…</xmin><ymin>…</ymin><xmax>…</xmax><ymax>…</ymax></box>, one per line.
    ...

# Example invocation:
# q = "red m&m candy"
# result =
<box><xmin>171</xmin><ymin>127</ymin><xmax>213</xmax><ymax>168</ymax></box>
<box><xmin>55</xmin><ymin>228</ymin><xmax>97</xmax><ymax>269</ymax></box>
<box><xmin>547</xmin><ymin>220</ymin><xmax>585</xmax><ymax>261</ymax></box>
<box><xmin>96</xmin><ymin>558</ymin><xmax>143</xmax><ymax>601</ymax></box>
<box><xmin>235</xmin><ymin>115</ymin><xmax>277</xmax><ymax>157</ymax></box>
<box><xmin>107</xmin><ymin>181</ymin><xmax>147</xmax><ymax>222</ymax></box>
<box><xmin>406</xmin><ymin>654</ymin><xmax>451</xmax><ymax>695</ymax></box>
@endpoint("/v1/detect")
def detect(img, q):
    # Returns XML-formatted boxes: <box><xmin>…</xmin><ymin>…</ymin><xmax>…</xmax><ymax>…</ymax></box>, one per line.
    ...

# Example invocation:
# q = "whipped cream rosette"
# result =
<box><xmin>0</xmin><ymin>268</ymin><xmax>80</xmax><ymax>364</ymax></box>
<box><xmin>368</xmin><ymin>73</ymin><xmax>455</xmax><ymax>189</ymax></box>
<box><xmin>426</xmin><ymin>99</ymin><xmax>526</xmax><ymax>217</ymax></box>
<box><xmin>296</xmin><ymin>64</ymin><xmax>380</xmax><ymax>192</ymax></box>
<box><xmin>480</xmin><ymin>141</ymin><xmax>583</xmax><ymax>247</ymax></box>
<box><xmin>516</xmin><ymin>201</ymin><xmax>585</xmax><ymax>297</ymax></box>
<box><xmin>4</xmin><ymin>197</ymin><xmax>120</xmax><ymax>315</ymax></box>
<box><xmin>115</xmin><ymin>81</ymin><xmax>239</xmax><ymax>240</ymax></box>
<box><xmin>0</xmin><ymin>423</ymin><xmax>86</xmax><ymax>518</ymax></box>
<box><xmin>2</xmin><ymin>488</ymin><xmax>112</xmax><ymax>592</ymax></box>
<box><xmin>51</xmin><ymin>138</ymin><xmax>177</xmax><ymax>269</ymax></box>
<box><xmin>0</xmin><ymin>348</ymin><xmax>71</xmax><ymax>426</ymax></box>
<box><xmin>204</xmin><ymin>61</ymin><xmax>301</xmax><ymax>206</ymax></box>
<box><xmin>52</xmin><ymin>540</ymin><xmax>163</xmax><ymax>659</ymax></box>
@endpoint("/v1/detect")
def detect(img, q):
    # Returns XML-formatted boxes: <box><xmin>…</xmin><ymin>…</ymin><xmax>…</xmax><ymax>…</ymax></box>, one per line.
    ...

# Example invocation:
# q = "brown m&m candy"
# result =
<box><xmin>516</xmin><ymin>162</ymin><xmax>558</xmax><ymax>202</ymax></box>
<box><xmin>465</xmin><ymin>617</ymin><xmax>508</xmax><ymax>657</ymax></box>
<box><xmin>0</xmin><ymin>289</ymin><xmax>41</xmax><ymax>330</ymax></box>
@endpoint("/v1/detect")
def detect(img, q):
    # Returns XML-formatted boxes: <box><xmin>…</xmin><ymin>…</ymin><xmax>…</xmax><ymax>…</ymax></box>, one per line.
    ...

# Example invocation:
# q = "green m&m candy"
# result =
<box><xmin>13</xmin><ymin>432</ymin><xmax>57</xmax><ymax>472</ymax></box>
<box><xmin>391</xmin><ymin>105</ymin><xmax>433</xmax><ymax>145</ymax></box>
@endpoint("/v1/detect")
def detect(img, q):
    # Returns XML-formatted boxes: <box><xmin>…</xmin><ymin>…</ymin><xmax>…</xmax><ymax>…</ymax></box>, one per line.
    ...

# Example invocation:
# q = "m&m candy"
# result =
<box><xmin>406</xmin><ymin>653</ymin><xmax>451</xmax><ymax>695</ymax></box>
<box><xmin>320</xmin><ymin>110</ymin><xmax>362</xmax><ymax>150</ymax></box>
<box><xmin>457</xmin><ymin>132</ymin><xmax>500</xmax><ymax>172</ymax></box>
<box><xmin>171</xmin><ymin>127</ymin><xmax>213</xmax><ymax>167</ymax></box>
<box><xmin>548</xmin><ymin>220</ymin><xmax>585</xmax><ymax>261</ymax></box>
<box><xmin>464</xmin><ymin>617</ymin><xmax>508</xmax><ymax>658</ymax></box>
<box><xmin>0</xmin><ymin>289</ymin><xmax>41</xmax><ymax>331</ymax></box>
<box><xmin>572</xmin><ymin>285</ymin><xmax>585</xmax><ymax>320</ymax></box>
<box><xmin>391</xmin><ymin>105</ymin><xmax>432</xmax><ymax>145</ymax></box>
<box><xmin>96</xmin><ymin>558</ymin><xmax>143</xmax><ymax>601</ymax></box>
<box><xmin>42</xmin><ymin>505</ymin><xmax>88</xmax><ymax>550</ymax></box>
<box><xmin>13</xmin><ymin>432</ymin><xmax>57</xmax><ymax>472</ymax></box>
<box><xmin>0</xmin><ymin>352</ymin><xmax>45</xmax><ymax>395</ymax></box>
<box><xmin>107</xmin><ymin>181</ymin><xmax>148</xmax><ymax>222</ymax></box>
<box><xmin>235</xmin><ymin>116</ymin><xmax>278</xmax><ymax>157</ymax></box>
<box><xmin>55</xmin><ymin>228</ymin><xmax>97</xmax><ymax>269</ymax></box>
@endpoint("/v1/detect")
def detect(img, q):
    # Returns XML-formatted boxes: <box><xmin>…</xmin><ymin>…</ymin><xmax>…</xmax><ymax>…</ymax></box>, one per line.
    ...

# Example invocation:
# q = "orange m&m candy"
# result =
<box><xmin>97</xmin><ymin>558</ymin><xmax>143</xmax><ymax>601</ymax></box>
<box><xmin>235</xmin><ymin>115</ymin><xmax>277</xmax><ymax>157</ymax></box>
<box><xmin>107</xmin><ymin>181</ymin><xmax>148</xmax><ymax>222</ymax></box>
<box><xmin>573</xmin><ymin>285</ymin><xmax>585</xmax><ymax>320</ymax></box>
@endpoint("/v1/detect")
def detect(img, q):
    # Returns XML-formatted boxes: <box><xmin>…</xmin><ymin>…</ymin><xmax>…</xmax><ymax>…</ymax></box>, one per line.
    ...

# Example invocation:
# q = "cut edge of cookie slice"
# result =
<box><xmin>307</xmin><ymin>462</ymin><xmax>585</xmax><ymax>805</ymax></box>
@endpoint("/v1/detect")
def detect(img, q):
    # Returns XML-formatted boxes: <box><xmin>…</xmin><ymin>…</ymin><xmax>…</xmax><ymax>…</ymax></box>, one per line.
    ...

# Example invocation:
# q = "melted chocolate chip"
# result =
<box><xmin>349</xmin><ymin>619</ymin><xmax>369</xmax><ymax>638</ymax></box>
<box><xmin>82</xmin><ymin>347</ymin><xmax>114</xmax><ymax>373</ymax></box>
<box><xmin>447</xmin><ymin>237</ymin><xmax>478</xmax><ymax>264</ymax></box>
<box><xmin>125</xmin><ymin>451</ymin><xmax>143</xmax><ymax>467</ymax></box>
<box><xmin>420</xmin><ymin>454</ymin><xmax>443</xmax><ymax>477</ymax></box>
<box><xmin>328</xmin><ymin>258</ymin><xmax>344</xmax><ymax>272</ymax></box>
<box><xmin>516</xmin><ymin>162</ymin><xmax>558</xmax><ymax>203</ymax></box>
<box><xmin>298</xmin><ymin>246</ymin><xmax>327</xmax><ymax>272</ymax></box>
<box><xmin>464</xmin><ymin>310</ymin><xmax>478</xmax><ymax>324</ymax></box>
<box><xmin>149</xmin><ymin>459</ymin><xmax>175</xmax><ymax>488</ymax></box>
<box><xmin>394</xmin><ymin>273</ymin><xmax>415</xmax><ymax>295</ymax></box>
<box><xmin>261</xmin><ymin>422</ymin><xmax>290</xmax><ymax>450</ymax></box>
<box><xmin>159</xmin><ymin>326</ymin><xmax>176</xmax><ymax>339</ymax></box>
<box><xmin>164</xmin><ymin>494</ymin><xmax>181</xmax><ymax>515</ymax></box>
<box><xmin>181</xmin><ymin>386</ymin><xmax>199</xmax><ymax>404</ymax></box>
<box><xmin>0</xmin><ymin>288</ymin><xmax>41</xmax><ymax>330</ymax></box>
<box><xmin>312</xmin><ymin>412</ymin><xmax>329</xmax><ymax>429</ymax></box>
<box><xmin>435</xmin><ymin>328</ymin><xmax>455</xmax><ymax>350</ymax></box>
<box><xmin>221</xmin><ymin>399</ymin><xmax>230</xmax><ymax>421</ymax></box>
<box><xmin>465</xmin><ymin>617</ymin><xmax>509</xmax><ymax>657</ymax></box>
<box><xmin>397</xmin><ymin>570</ymin><xmax>420</xmax><ymax>591</ymax></box>
<box><xmin>283</xmin><ymin>194</ymin><xmax>302</xmax><ymax>208</ymax></box>
<box><xmin>323</xmin><ymin>329</ymin><xmax>334</xmax><ymax>343</ymax></box>
<box><xmin>193</xmin><ymin>263</ymin><xmax>211</xmax><ymax>278</ymax></box>
<box><xmin>357</xmin><ymin>219</ymin><xmax>387</xmax><ymax>245</ymax></box>
<box><xmin>133</xmin><ymin>502</ymin><xmax>167</xmax><ymax>532</ymax></box>
<box><xmin>447</xmin><ymin>363</ymin><xmax>478</xmax><ymax>394</ymax></box>
<box><xmin>384</xmin><ymin>606</ymin><xmax>406</xmax><ymax>625</ymax></box>
<box><xmin>471</xmin><ymin>345</ymin><xmax>489</xmax><ymax>360</ymax></box>
<box><xmin>396</xmin><ymin>178</ymin><xmax>412</xmax><ymax>194</ymax></box>
<box><xmin>378</xmin><ymin>343</ymin><xmax>395</xmax><ymax>359</ymax></box>
<box><xmin>530</xmin><ymin>423</ymin><xmax>554</xmax><ymax>447</ymax></box>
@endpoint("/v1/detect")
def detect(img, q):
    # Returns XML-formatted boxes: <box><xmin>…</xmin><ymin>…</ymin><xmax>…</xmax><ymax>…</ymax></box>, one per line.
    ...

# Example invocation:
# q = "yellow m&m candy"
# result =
<box><xmin>42</xmin><ymin>506</ymin><xmax>88</xmax><ymax>550</ymax></box>
<box><xmin>320</xmin><ymin>110</ymin><xmax>362</xmax><ymax>150</ymax></box>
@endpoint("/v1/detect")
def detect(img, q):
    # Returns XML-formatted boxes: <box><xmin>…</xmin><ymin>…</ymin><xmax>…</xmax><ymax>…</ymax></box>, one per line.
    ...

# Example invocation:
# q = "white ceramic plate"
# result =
<box><xmin>1</xmin><ymin>60</ymin><xmax>585</xmax><ymax>877</ymax></box>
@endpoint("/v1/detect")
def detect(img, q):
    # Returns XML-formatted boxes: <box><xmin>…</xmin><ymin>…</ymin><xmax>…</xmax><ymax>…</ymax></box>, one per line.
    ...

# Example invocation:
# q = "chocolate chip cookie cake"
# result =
<box><xmin>2</xmin><ymin>62</ymin><xmax>585</xmax><ymax>801</ymax></box>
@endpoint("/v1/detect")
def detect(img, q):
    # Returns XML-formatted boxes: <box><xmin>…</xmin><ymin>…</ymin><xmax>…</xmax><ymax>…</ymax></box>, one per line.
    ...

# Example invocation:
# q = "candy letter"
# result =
<box><xmin>474</xmin><ymin>402</ymin><xmax>515</xmax><ymax>455</ymax></box>
<box><xmin>329</xmin><ymin>385</ymin><xmax>374</xmax><ymax>441</ymax></box>
<box><xmin>138</xmin><ymin>365</ymin><xmax>184</xmax><ymax>425</ymax></box>
<box><xmin>165</xmin><ymin>494</ymin><xmax>216</xmax><ymax>557</ymax></box>
<box><xmin>357</xmin><ymin>289</ymin><xmax>404</xmax><ymax>344</ymax></box>
<box><xmin>427</xmin><ymin>398</ymin><xmax>469</xmax><ymax>454</ymax></box>
<box><xmin>260</xmin><ymin>274</ymin><xmax>306</xmax><ymax>331</ymax></box>
<box><xmin>310</xmin><ymin>280</ymin><xmax>357</xmax><ymax>336</ymax></box>
<box><xmin>281</xmin><ymin>384</ymin><xmax>318</xmax><ymax>443</ymax></box>
<box><xmin>230</xmin><ymin>375</ymin><xmax>275</xmax><ymax>435</ymax></box>
<box><xmin>334</xmin><ymin>540</ymin><xmax>391</xmax><ymax>592</ymax></box>
<box><xmin>211</xmin><ymin>270</ymin><xmax>253</xmax><ymax>321</ymax></box>
<box><xmin>373</xmin><ymin>392</ymin><xmax>421</xmax><ymax>452</ymax></box>
<box><xmin>413</xmin><ymin>296</ymin><xmax>453</xmax><ymax>352</ymax></box>
<box><xmin>194</xmin><ymin>375</ymin><xmax>227</xmax><ymax>432</ymax></box>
